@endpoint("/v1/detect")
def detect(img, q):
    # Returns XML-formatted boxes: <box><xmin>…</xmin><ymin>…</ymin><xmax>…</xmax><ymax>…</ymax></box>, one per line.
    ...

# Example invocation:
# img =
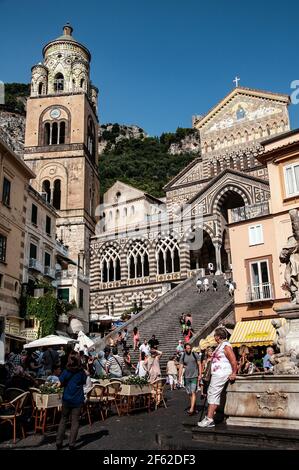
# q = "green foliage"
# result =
<box><xmin>25</xmin><ymin>280</ymin><xmax>76</xmax><ymax>337</ymax></box>
<box><xmin>26</xmin><ymin>292</ymin><xmax>58</xmax><ymax>338</ymax></box>
<box><xmin>0</xmin><ymin>83</ymin><xmax>30</xmax><ymax>114</ymax></box>
<box><xmin>99</xmin><ymin>127</ymin><xmax>197</xmax><ymax>197</ymax></box>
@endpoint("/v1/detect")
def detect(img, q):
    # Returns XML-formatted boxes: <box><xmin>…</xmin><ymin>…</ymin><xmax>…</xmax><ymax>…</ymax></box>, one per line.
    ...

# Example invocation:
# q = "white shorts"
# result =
<box><xmin>168</xmin><ymin>374</ymin><xmax>178</xmax><ymax>386</ymax></box>
<box><xmin>207</xmin><ymin>374</ymin><xmax>229</xmax><ymax>405</ymax></box>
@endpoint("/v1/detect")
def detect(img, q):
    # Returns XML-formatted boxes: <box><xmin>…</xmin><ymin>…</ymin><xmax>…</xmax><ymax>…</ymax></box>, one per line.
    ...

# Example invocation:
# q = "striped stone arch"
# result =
<box><xmin>182</xmin><ymin>222</ymin><xmax>215</xmax><ymax>247</ymax></box>
<box><xmin>210</xmin><ymin>183</ymin><xmax>252</xmax><ymax>214</ymax></box>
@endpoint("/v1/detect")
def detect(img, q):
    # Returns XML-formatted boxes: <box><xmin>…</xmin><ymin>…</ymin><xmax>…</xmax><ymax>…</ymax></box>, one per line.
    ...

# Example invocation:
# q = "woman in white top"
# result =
<box><xmin>135</xmin><ymin>352</ymin><xmax>148</xmax><ymax>378</ymax></box>
<box><xmin>198</xmin><ymin>327</ymin><xmax>237</xmax><ymax>428</ymax></box>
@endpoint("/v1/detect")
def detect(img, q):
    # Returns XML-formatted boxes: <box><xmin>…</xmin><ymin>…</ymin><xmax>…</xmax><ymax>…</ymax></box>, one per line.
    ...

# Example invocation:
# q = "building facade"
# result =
<box><xmin>229</xmin><ymin>129</ymin><xmax>299</xmax><ymax>322</ymax></box>
<box><xmin>0</xmin><ymin>137</ymin><xmax>35</xmax><ymax>361</ymax></box>
<box><xmin>90</xmin><ymin>87</ymin><xmax>290</xmax><ymax>325</ymax></box>
<box><xmin>23</xmin><ymin>24</ymin><xmax>100</xmax><ymax>331</ymax></box>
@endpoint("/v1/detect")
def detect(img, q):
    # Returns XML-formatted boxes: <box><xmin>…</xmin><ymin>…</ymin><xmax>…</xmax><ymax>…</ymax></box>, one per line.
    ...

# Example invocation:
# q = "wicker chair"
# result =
<box><xmin>85</xmin><ymin>385</ymin><xmax>106</xmax><ymax>425</ymax></box>
<box><xmin>150</xmin><ymin>378</ymin><xmax>167</xmax><ymax>410</ymax></box>
<box><xmin>0</xmin><ymin>391</ymin><xmax>30</xmax><ymax>443</ymax></box>
<box><xmin>3</xmin><ymin>388</ymin><xmax>26</xmax><ymax>402</ymax></box>
<box><xmin>104</xmin><ymin>382</ymin><xmax>122</xmax><ymax>417</ymax></box>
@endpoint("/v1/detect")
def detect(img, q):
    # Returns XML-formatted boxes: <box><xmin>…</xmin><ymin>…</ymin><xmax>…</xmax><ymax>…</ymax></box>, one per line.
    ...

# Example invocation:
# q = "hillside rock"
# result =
<box><xmin>168</xmin><ymin>131</ymin><xmax>201</xmax><ymax>155</ymax></box>
<box><xmin>98</xmin><ymin>123</ymin><xmax>147</xmax><ymax>154</ymax></box>
<box><xmin>0</xmin><ymin>111</ymin><xmax>25</xmax><ymax>155</ymax></box>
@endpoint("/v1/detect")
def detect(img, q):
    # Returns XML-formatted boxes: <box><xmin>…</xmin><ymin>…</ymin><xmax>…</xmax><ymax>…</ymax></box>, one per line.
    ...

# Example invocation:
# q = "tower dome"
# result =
<box><xmin>42</xmin><ymin>23</ymin><xmax>91</xmax><ymax>62</ymax></box>
<box><xmin>32</xmin><ymin>24</ymin><xmax>92</xmax><ymax>95</ymax></box>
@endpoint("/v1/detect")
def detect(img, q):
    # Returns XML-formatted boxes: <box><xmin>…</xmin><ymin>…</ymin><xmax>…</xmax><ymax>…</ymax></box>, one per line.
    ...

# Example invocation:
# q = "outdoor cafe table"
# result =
<box><xmin>117</xmin><ymin>384</ymin><xmax>152</xmax><ymax>416</ymax></box>
<box><xmin>34</xmin><ymin>393</ymin><xmax>62</xmax><ymax>434</ymax></box>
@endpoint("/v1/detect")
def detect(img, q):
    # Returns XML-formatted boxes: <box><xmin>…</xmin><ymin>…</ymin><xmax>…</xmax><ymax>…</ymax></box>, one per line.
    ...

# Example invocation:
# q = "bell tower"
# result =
<box><xmin>24</xmin><ymin>24</ymin><xmax>100</xmax><ymax>327</ymax></box>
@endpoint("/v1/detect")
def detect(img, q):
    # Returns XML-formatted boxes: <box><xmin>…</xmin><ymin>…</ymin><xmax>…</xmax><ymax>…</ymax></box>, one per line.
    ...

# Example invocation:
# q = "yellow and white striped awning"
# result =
<box><xmin>229</xmin><ymin>318</ymin><xmax>286</xmax><ymax>347</ymax></box>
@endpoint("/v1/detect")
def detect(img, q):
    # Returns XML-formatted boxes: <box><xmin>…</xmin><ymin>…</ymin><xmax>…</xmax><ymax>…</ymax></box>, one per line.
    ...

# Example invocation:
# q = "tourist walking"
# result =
<box><xmin>176</xmin><ymin>339</ymin><xmax>184</xmax><ymax>357</ymax></box>
<box><xmin>133</xmin><ymin>327</ymin><xmax>140</xmax><ymax>351</ymax></box>
<box><xmin>106</xmin><ymin>347</ymin><xmax>125</xmax><ymax>379</ymax></box>
<box><xmin>179</xmin><ymin>313</ymin><xmax>186</xmax><ymax>333</ymax></box>
<box><xmin>197</xmin><ymin>327</ymin><xmax>237</xmax><ymax>428</ymax></box>
<box><xmin>196</xmin><ymin>278</ymin><xmax>202</xmax><ymax>293</ymax></box>
<box><xmin>201</xmin><ymin>346</ymin><xmax>214</xmax><ymax>397</ymax></box>
<box><xmin>56</xmin><ymin>352</ymin><xmax>88</xmax><ymax>450</ymax></box>
<box><xmin>123</xmin><ymin>350</ymin><xmax>136</xmax><ymax>374</ymax></box>
<box><xmin>208</xmin><ymin>262</ymin><xmax>215</xmax><ymax>275</ymax></box>
<box><xmin>146</xmin><ymin>349</ymin><xmax>162</xmax><ymax>384</ymax></box>
<box><xmin>93</xmin><ymin>351</ymin><xmax>107</xmax><ymax>379</ymax></box>
<box><xmin>122</xmin><ymin>328</ymin><xmax>129</xmax><ymax>349</ymax></box>
<box><xmin>166</xmin><ymin>355</ymin><xmax>178</xmax><ymax>390</ymax></box>
<box><xmin>178</xmin><ymin>343</ymin><xmax>202</xmax><ymax>416</ymax></box>
<box><xmin>139</xmin><ymin>339</ymin><xmax>151</xmax><ymax>357</ymax></box>
<box><xmin>42</xmin><ymin>346</ymin><xmax>60</xmax><ymax>376</ymax></box>
<box><xmin>203</xmin><ymin>277</ymin><xmax>210</xmax><ymax>292</ymax></box>
<box><xmin>212</xmin><ymin>279</ymin><xmax>218</xmax><ymax>292</ymax></box>
<box><xmin>135</xmin><ymin>352</ymin><xmax>148</xmax><ymax>378</ymax></box>
<box><xmin>148</xmin><ymin>334</ymin><xmax>159</xmax><ymax>350</ymax></box>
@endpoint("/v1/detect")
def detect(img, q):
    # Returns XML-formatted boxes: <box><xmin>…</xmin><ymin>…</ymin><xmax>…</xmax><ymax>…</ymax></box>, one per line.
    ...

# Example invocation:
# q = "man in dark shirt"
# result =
<box><xmin>148</xmin><ymin>335</ymin><xmax>159</xmax><ymax>350</ymax></box>
<box><xmin>42</xmin><ymin>347</ymin><xmax>59</xmax><ymax>375</ymax></box>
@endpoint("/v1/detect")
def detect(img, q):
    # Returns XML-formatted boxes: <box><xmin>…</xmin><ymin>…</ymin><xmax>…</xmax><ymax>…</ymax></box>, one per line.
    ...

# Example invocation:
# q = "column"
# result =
<box><xmin>120</xmin><ymin>249</ymin><xmax>128</xmax><ymax>283</ymax></box>
<box><xmin>179</xmin><ymin>241</ymin><xmax>191</xmax><ymax>279</ymax></box>
<box><xmin>213</xmin><ymin>241</ymin><xmax>222</xmax><ymax>275</ymax></box>
<box><xmin>148</xmin><ymin>243</ymin><xmax>157</xmax><ymax>282</ymax></box>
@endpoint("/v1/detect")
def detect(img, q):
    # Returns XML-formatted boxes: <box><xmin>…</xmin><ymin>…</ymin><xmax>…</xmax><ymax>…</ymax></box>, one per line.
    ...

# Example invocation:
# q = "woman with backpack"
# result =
<box><xmin>56</xmin><ymin>352</ymin><xmax>88</xmax><ymax>450</ymax></box>
<box><xmin>93</xmin><ymin>351</ymin><xmax>107</xmax><ymax>379</ymax></box>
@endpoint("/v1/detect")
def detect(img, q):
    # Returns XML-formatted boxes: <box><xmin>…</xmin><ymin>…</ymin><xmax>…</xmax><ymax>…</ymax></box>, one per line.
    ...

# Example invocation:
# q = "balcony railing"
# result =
<box><xmin>55</xmin><ymin>240</ymin><xmax>69</xmax><ymax>257</ymax></box>
<box><xmin>231</xmin><ymin>201</ymin><xmax>270</xmax><ymax>223</ymax></box>
<box><xmin>56</xmin><ymin>269</ymin><xmax>89</xmax><ymax>283</ymax></box>
<box><xmin>247</xmin><ymin>282</ymin><xmax>273</xmax><ymax>302</ymax></box>
<box><xmin>29</xmin><ymin>258</ymin><xmax>43</xmax><ymax>272</ymax></box>
<box><xmin>44</xmin><ymin>266</ymin><xmax>56</xmax><ymax>279</ymax></box>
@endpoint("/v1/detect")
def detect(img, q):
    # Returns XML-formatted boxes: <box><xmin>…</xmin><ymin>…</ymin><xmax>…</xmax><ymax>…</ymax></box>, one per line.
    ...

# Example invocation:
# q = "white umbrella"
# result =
<box><xmin>24</xmin><ymin>334</ymin><xmax>76</xmax><ymax>349</ymax></box>
<box><xmin>77</xmin><ymin>330</ymin><xmax>94</xmax><ymax>351</ymax></box>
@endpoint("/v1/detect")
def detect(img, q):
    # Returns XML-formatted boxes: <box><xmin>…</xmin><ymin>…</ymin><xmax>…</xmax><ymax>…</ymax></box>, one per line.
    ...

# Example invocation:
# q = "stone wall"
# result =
<box><xmin>0</xmin><ymin>111</ymin><xmax>25</xmax><ymax>155</ymax></box>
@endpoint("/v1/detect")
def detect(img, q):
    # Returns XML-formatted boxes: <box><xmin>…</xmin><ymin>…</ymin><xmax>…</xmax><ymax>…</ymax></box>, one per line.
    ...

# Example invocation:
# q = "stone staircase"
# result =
<box><xmin>94</xmin><ymin>275</ymin><xmax>234</xmax><ymax>372</ymax></box>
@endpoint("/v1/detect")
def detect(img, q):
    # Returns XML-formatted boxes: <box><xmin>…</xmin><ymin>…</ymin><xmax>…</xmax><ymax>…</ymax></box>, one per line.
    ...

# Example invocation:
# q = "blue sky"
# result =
<box><xmin>0</xmin><ymin>0</ymin><xmax>299</xmax><ymax>136</ymax></box>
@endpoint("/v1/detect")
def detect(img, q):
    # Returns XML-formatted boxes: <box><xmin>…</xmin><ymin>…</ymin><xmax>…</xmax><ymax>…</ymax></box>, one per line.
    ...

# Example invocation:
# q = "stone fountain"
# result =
<box><xmin>225</xmin><ymin>209</ymin><xmax>299</xmax><ymax>430</ymax></box>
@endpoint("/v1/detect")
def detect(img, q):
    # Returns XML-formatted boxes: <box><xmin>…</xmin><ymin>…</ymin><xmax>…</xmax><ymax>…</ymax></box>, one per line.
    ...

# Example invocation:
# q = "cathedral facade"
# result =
<box><xmin>23</xmin><ymin>24</ymin><xmax>100</xmax><ymax>330</ymax></box>
<box><xmin>90</xmin><ymin>87</ymin><xmax>290</xmax><ymax>326</ymax></box>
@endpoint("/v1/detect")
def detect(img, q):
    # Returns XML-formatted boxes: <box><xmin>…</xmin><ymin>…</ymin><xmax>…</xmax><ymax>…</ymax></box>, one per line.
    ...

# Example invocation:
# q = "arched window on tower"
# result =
<box><xmin>87</xmin><ymin>117</ymin><xmax>96</xmax><ymax>163</ymax></box>
<box><xmin>44</xmin><ymin>122</ymin><xmax>51</xmax><ymax>145</ymax></box>
<box><xmin>53</xmin><ymin>179</ymin><xmax>61</xmax><ymax>210</ymax></box>
<box><xmin>210</xmin><ymin>161</ymin><xmax>215</xmax><ymax>177</ymax></box>
<box><xmin>54</xmin><ymin>73</ymin><xmax>64</xmax><ymax>92</ymax></box>
<box><xmin>52</xmin><ymin>122</ymin><xmax>58</xmax><ymax>145</ymax></box>
<box><xmin>229</xmin><ymin>157</ymin><xmax>234</xmax><ymax>169</ymax></box>
<box><xmin>80</xmin><ymin>78</ymin><xmax>85</xmax><ymax>90</ymax></box>
<box><xmin>216</xmin><ymin>160</ymin><xmax>221</xmax><ymax>174</ymax></box>
<box><xmin>38</xmin><ymin>82</ymin><xmax>44</xmax><ymax>95</ymax></box>
<box><xmin>59</xmin><ymin>121</ymin><xmax>66</xmax><ymax>144</ymax></box>
<box><xmin>42</xmin><ymin>180</ymin><xmax>51</xmax><ymax>204</ymax></box>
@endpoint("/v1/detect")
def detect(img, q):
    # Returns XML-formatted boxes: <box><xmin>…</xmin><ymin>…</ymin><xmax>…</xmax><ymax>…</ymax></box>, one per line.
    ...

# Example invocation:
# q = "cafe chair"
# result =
<box><xmin>0</xmin><ymin>391</ymin><xmax>30</xmax><ymax>443</ymax></box>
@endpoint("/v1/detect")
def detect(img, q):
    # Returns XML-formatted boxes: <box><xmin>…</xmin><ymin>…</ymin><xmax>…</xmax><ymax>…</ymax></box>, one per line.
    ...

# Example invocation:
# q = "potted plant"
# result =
<box><xmin>121</xmin><ymin>376</ymin><xmax>151</xmax><ymax>396</ymax></box>
<box><xmin>35</xmin><ymin>384</ymin><xmax>63</xmax><ymax>409</ymax></box>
